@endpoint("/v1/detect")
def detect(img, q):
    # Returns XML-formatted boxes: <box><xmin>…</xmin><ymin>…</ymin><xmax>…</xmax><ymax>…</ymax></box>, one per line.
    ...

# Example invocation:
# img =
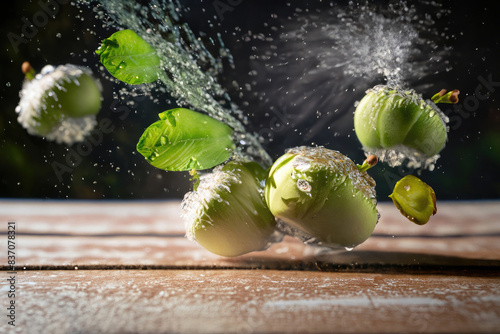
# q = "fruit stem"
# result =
<box><xmin>431</xmin><ymin>89</ymin><xmax>460</xmax><ymax>104</ymax></box>
<box><xmin>22</xmin><ymin>61</ymin><xmax>36</xmax><ymax>81</ymax></box>
<box><xmin>357</xmin><ymin>155</ymin><xmax>378</xmax><ymax>172</ymax></box>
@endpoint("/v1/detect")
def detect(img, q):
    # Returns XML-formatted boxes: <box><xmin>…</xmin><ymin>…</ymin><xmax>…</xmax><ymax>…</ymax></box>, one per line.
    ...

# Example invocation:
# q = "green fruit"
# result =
<box><xmin>44</xmin><ymin>71</ymin><xmax>102</xmax><ymax>119</ymax></box>
<box><xmin>265</xmin><ymin>146</ymin><xmax>378</xmax><ymax>249</ymax></box>
<box><xmin>389</xmin><ymin>175</ymin><xmax>437</xmax><ymax>225</ymax></box>
<box><xmin>354</xmin><ymin>85</ymin><xmax>448</xmax><ymax>164</ymax></box>
<box><xmin>183</xmin><ymin>161</ymin><xmax>276</xmax><ymax>257</ymax></box>
<box><xmin>16</xmin><ymin>63</ymin><xmax>102</xmax><ymax>144</ymax></box>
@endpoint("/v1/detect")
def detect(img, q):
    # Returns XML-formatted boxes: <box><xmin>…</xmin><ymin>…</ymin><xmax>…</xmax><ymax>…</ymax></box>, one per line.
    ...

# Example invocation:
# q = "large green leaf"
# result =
<box><xmin>137</xmin><ymin>108</ymin><xmax>235</xmax><ymax>171</ymax></box>
<box><xmin>96</xmin><ymin>29</ymin><xmax>161</xmax><ymax>85</ymax></box>
<box><xmin>389</xmin><ymin>175</ymin><xmax>437</xmax><ymax>225</ymax></box>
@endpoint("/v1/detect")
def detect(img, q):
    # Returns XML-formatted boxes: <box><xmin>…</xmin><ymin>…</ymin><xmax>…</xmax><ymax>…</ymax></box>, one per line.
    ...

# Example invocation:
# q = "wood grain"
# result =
<box><xmin>5</xmin><ymin>270</ymin><xmax>500</xmax><ymax>334</ymax></box>
<box><xmin>1</xmin><ymin>200</ymin><xmax>499</xmax><ymax>333</ymax></box>
<box><xmin>0</xmin><ymin>200</ymin><xmax>499</xmax><ymax>269</ymax></box>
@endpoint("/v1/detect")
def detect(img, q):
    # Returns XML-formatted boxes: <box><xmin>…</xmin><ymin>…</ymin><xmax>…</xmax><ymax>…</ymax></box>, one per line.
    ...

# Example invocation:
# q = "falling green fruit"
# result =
<box><xmin>15</xmin><ymin>62</ymin><xmax>102</xmax><ymax>145</ymax></box>
<box><xmin>183</xmin><ymin>161</ymin><xmax>277</xmax><ymax>257</ymax></box>
<box><xmin>389</xmin><ymin>175</ymin><xmax>437</xmax><ymax>225</ymax></box>
<box><xmin>354</xmin><ymin>85</ymin><xmax>454</xmax><ymax>168</ymax></box>
<box><xmin>265</xmin><ymin>146</ymin><xmax>379</xmax><ymax>249</ymax></box>
<box><xmin>96</xmin><ymin>29</ymin><xmax>162</xmax><ymax>85</ymax></box>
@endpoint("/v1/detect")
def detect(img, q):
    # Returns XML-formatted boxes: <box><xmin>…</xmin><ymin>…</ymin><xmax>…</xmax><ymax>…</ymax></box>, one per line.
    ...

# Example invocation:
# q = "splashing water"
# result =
<box><xmin>364</xmin><ymin>145</ymin><xmax>440</xmax><ymax>171</ymax></box>
<box><xmin>64</xmin><ymin>0</ymin><xmax>457</xmax><ymax>253</ymax></box>
<box><xmin>77</xmin><ymin>0</ymin><xmax>454</xmax><ymax>181</ymax></box>
<box><xmin>355</xmin><ymin>84</ymin><xmax>450</xmax><ymax>171</ymax></box>
<box><xmin>312</xmin><ymin>1</ymin><xmax>449</xmax><ymax>87</ymax></box>
<box><xmin>245</xmin><ymin>1</ymin><xmax>451</xmax><ymax>141</ymax></box>
<box><xmin>81</xmin><ymin>0</ymin><xmax>452</xmax><ymax>160</ymax></box>
<box><xmin>87</xmin><ymin>0</ymin><xmax>272</xmax><ymax>167</ymax></box>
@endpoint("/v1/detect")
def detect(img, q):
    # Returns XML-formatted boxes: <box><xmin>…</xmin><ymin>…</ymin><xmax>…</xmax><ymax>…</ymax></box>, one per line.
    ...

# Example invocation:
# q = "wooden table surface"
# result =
<box><xmin>1</xmin><ymin>200</ymin><xmax>499</xmax><ymax>333</ymax></box>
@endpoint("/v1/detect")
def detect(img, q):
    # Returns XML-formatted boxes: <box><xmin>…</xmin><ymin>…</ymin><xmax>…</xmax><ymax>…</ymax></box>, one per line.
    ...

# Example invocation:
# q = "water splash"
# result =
<box><xmin>312</xmin><ymin>1</ymin><xmax>448</xmax><ymax>87</ymax></box>
<box><xmin>355</xmin><ymin>84</ymin><xmax>450</xmax><ymax>170</ymax></box>
<box><xmin>87</xmin><ymin>0</ymin><xmax>272</xmax><ymax>166</ymax></box>
<box><xmin>363</xmin><ymin>145</ymin><xmax>440</xmax><ymax>171</ymax></box>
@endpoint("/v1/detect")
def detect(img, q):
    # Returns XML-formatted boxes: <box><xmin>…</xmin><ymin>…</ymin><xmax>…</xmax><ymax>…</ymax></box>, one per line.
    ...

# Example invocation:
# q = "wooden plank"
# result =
<box><xmin>1</xmin><ymin>201</ymin><xmax>499</xmax><ymax>334</ymax></box>
<box><xmin>0</xmin><ymin>200</ymin><xmax>185</xmax><ymax>235</ymax></box>
<box><xmin>1</xmin><ymin>200</ymin><xmax>499</xmax><ymax>236</ymax></box>
<box><xmin>1</xmin><ymin>200</ymin><xmax>499</xmax><ymax>269</ymax></box>
<box><xmin>6</xmin><ymin>234</ymin><xmax>500</xmax><ymax>270</ymax></box>
<box><xmin>3</xmin><ymin>270</ymin><xmax>500</xmax><ymax>334</ymax></box>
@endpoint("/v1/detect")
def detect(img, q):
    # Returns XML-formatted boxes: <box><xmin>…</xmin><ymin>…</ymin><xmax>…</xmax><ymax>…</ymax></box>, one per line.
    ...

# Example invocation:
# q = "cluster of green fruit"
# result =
<box><xmin>16</xmin><ymin>29</ymin><xmax>453</xmax><ymax>257</ymax></box>
<box><xmin>182</xmin><ymin>144</ymin><xmax>438</xmax><ymax>257</ymax></box>
<box><xmin>183</xmin><ymin>147</ymin><xmax>379</xmax><ymax>256</ymax></box>
<box><xmin>180</xmin><ymin>82</ymin><xmax>453</xmax><ymax>257</ymax></box>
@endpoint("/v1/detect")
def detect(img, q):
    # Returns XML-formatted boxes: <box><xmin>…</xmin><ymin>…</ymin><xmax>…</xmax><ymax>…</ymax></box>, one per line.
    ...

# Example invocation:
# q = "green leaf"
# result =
<box><xmin>185</xmin><ymin>161</ymin><xmax>276</xmax><ymax>257</ymax></box>
<box><xmin>137</xmin><ymin>108</ymin><xmax>235</xmax><ymax>171</ymax></box>
<box><xmin>95</xmin><ymin>29</ymin><xmax>161</xmax><ymax>85</ymax></box>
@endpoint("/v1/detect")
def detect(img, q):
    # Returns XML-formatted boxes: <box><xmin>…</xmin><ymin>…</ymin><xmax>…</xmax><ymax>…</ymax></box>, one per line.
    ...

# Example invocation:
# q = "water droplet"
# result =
<box><xmin>296</xmin><ymin>179</ymin><xmax>312</xmax><ymax>192</ymax></box>
<box><xmin>293</xmin><ymin>157</ymin><xmax>311</xmax><ymax>171</ymax></box>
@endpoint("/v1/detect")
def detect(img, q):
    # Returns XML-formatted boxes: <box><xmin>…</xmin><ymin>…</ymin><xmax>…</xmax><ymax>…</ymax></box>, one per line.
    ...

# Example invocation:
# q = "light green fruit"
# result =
<box><xmin>16</xmin><ymin>63</ymin><xmax>102</xmax><ymax>144</ymax></box>
<box><xmin>265</xmin><ymin>146</ymin><xmax>378</xmax><ymax>249</ymax></box>
<box><xmin>36</xmin><ymin>72</ymin><xmax>102</xmax><ymax>135</ymax></box>
<box><xmin>183</xmin><ymin>161</ymin><xmax>276</xmax><ymax>257</ymax></box>
<box><xmin>389</xmin><ymin>175</ymin><xmax>437</xmax><ymax>225</ymax></box>
<box><xmin>354</xmin><ymin>85</ymin><xmax>448</xmax><ymax>159</ymax></box>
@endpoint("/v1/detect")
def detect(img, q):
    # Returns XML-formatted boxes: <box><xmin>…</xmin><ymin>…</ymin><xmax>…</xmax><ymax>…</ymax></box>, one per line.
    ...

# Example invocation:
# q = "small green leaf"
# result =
<box><xmin>137</xmin><ymin>108</ymin><xmax>235</xmax><ymax>171</ymax></box>
<box><xmin>185</xmin><ymin>161</ymin><xmax>276</xmax><ymax>257</ymax></box>
<box><xmin>95</xmin><ymin>29</ymin><xmax>161</xmax><ymax>85</ymax></box>
<box><xmin>389</xmin><ymin>175</ymin><xmax>437</xmax><ymax>225</ymax></box>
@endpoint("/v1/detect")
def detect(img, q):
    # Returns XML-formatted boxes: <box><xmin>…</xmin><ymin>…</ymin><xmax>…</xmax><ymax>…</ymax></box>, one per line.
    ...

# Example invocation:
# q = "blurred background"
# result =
<box><xmin>1</xmin><ymin>0</ymin><xmax>499</xmax><ymax>200</ymax></box>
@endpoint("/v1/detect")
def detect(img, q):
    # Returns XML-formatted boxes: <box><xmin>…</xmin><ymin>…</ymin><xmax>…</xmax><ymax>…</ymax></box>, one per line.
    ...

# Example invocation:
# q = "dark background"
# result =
<box><xmin>1</xmin><ymin>0</ymin><xmax>499</xmax><ymax>200</ymax></box>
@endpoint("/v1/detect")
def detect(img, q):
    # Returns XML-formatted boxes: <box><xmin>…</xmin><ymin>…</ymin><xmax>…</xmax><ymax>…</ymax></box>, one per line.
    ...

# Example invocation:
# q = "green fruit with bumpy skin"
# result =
<box><xmin>354</xmin><ymin>85</ymin><xmax>448</xmax><ymax>160</ymax></box>
<box><xmin>183</xmin><ymin>161</ymin><xmax>276</xmax><ymax>257</ymax></box>
<box><xmin>265</xmin><ymin>146</ymin><xmax>378</xmax><ymax>249</ymax></box>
